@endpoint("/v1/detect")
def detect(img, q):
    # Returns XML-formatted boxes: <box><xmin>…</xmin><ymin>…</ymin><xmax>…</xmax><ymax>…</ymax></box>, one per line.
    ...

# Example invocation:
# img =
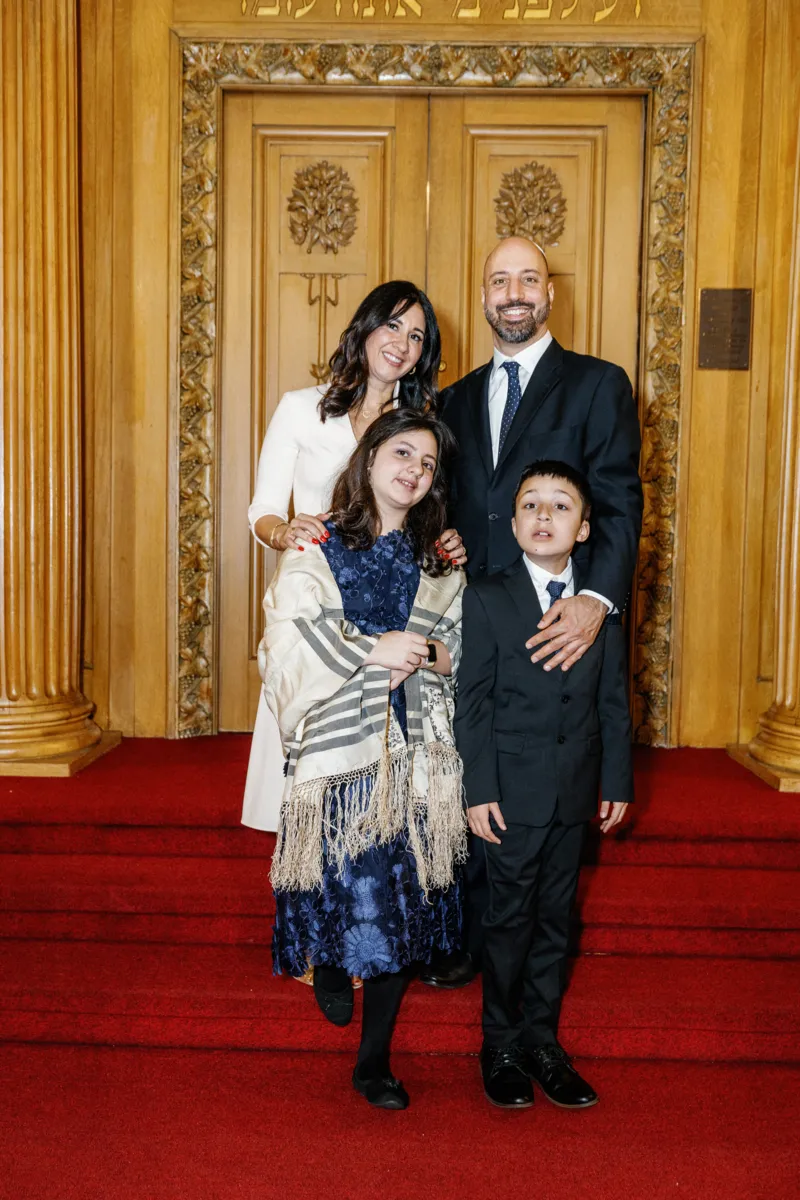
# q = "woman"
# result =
<box><xmin>243</xmin><ymin>280</ymin><xmax>466</xmax><ymax>834</ymax></box>
<box><xmin>264</xmin><ymin>410</ymin><xmax>466</xmax><ymax>1109</ymax></box>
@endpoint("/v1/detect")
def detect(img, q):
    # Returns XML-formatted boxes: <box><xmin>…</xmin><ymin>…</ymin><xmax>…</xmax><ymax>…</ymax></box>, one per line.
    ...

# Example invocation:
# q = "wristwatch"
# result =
<box><xmin>426</xmin><ymin>641</ymin><xmax>437</xmax><ymax>666</ymax></box>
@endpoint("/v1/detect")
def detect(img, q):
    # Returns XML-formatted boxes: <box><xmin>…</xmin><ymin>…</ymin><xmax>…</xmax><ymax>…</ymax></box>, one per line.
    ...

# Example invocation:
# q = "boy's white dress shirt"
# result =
<box><xmin>522</xmin><ymin>555</ymin><xmax>575</xmax><ymax>609</ymax></box>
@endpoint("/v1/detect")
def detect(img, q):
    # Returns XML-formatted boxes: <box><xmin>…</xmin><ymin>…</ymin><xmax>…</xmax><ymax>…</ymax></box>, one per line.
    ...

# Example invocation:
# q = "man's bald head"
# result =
<box><xmin>481</xmin><ymin>236</ymin><xmax>554</xmax><ymax>351</ymax></box>
<box><xmin>483</xmin><ymin>236</ymin><xmax>550</xmax><ymax>289</ymax></box>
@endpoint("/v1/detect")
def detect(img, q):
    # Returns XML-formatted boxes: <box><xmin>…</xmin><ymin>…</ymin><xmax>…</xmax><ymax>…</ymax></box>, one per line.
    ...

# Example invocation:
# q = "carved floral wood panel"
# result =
<box><xmin>287</xmin><ymin>159</ymin><xmax>358</xmax><ymax>254</ymax></box>
<box><xmin>494</xmin><ymin>160</ymin><xmax>568</xmax><ymax>246</ymax></box>
<box><xmin>180</xmin><ymin>41</ymin><xmax>694</xmax><ymax>744</ymax></box>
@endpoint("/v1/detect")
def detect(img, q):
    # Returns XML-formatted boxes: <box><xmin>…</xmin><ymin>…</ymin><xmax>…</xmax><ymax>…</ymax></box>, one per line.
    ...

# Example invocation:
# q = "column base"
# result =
<box><xmin>727</xmin><ymin>744</ymin><xmax>800</xmax><ymax>792</ymax></box>
<box><xmin>0</xmin><ymin>731</ymin><xmax>122</xmax><ymax>778</ymax></box>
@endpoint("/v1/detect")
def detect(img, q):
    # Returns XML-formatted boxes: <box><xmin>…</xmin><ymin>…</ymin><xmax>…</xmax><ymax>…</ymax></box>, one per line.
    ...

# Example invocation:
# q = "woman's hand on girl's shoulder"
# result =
<box><xmin>437</xmin><ymin>528</ymin><xmax>467</xmax><ymax>567</ymax></box>
<box><xmin>275</xmin><ymin>512</ymin><xmax>331</xmax><ymax>551</ymax></box>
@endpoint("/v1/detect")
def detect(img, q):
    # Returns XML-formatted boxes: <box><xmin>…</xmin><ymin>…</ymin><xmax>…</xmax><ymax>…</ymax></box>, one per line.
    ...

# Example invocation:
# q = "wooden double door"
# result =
<box><xmin>218</xmin><ymin>89</ymin><xmax>644</xmax><ymax>731</ymax></box>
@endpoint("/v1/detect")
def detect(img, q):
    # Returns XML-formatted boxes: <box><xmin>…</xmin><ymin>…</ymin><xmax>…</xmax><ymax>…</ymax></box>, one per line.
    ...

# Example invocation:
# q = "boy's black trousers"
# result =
<box><xmin>479</xmin><ymin>816</ymin><xmax>587</xmax><ymax>1049</ymax></box>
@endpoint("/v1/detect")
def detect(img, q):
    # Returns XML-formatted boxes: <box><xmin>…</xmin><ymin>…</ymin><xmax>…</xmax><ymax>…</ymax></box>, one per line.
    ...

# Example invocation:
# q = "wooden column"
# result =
<box><xmin>731</xmin><ymin>118</ymin><xmax>800</xmax><ymax>791</ymax></box>
<box><xmin>0</xmin><ymin>1</ymin><xmax>115</xmax><ymax>774</ymax></box>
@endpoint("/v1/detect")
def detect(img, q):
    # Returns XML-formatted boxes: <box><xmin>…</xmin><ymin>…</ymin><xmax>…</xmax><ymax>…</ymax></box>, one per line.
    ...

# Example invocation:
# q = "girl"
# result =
<box><xmin>263</xmin><ymin>409</ymin><xmax>466</xmax><ymax>1109</ymax></box>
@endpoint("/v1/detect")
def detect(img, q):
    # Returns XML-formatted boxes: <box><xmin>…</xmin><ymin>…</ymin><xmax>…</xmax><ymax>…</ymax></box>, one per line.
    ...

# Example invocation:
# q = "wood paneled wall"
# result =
<box><xmin>676</xmin><ymin>0</ymin><xmax>800</xmax><ymax>746</ymax></box>
<box><xmin>80</xmin><ymin>0</ymin><xmax>177</xmax><ymax>736</ymax></box>
<box><xmin>78</xmin><ymin>0</ymin><xmax>800</xmax><ymax>746</ymax></box>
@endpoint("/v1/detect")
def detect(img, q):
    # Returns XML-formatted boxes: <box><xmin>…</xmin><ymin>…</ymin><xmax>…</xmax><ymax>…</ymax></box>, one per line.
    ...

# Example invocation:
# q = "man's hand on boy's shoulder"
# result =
<box><xmin>526</xmin><ymin>594</ymin><xmax>607</xmax><ymax>672</ymax></box>
<box><xmin>598</xmin><ymin>800</ymin><xmax>628</xmax><ymax>834</ymax></box>
<box><xmin>467</xmin><ymin>802</ymin><xmax>507</xmax><ymax>845</ymax></box>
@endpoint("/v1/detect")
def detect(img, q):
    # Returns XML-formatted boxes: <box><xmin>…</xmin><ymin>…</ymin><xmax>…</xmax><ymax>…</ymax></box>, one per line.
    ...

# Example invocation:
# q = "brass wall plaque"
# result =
<box><xmin>697</xmin><ymin>288</ymin><xmax>752</xmax><ymax>370</ymax></box>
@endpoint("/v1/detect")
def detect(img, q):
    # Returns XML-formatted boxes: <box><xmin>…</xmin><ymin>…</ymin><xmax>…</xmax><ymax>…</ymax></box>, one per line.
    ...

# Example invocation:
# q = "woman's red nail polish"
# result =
<box><xmin>297</xmin><ymin>545</ymin><xmax>304</xmax><ymax>552</ymax></box>
<box><xmin>312</xmin><ymin>538</ymin><xmax>320</xmax><ymax>544</ymax></box>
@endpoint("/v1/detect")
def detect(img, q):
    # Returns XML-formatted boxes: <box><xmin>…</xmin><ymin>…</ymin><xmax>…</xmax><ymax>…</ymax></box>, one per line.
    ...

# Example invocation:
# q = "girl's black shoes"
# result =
<box><xmin>352</xmin><ymin>1067</ymin><xmax>409</xmax><ymax>1110</ymax></box>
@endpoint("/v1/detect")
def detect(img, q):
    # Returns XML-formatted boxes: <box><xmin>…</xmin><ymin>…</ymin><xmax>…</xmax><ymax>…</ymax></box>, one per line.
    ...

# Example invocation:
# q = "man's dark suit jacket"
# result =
<box><xmin>441</xmin><ymin>337</ymin><xmax>643</xmax><ymax>610</ymax></box>
<box><xmin>454</xmin><ymin>557</ymin><xmax>635</xmax><ymax>828</ymax></box>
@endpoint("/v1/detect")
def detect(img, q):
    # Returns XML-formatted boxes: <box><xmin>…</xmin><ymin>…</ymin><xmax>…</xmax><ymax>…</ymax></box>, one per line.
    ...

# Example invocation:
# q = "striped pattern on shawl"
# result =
<box><xmin>260</xmin><ymin>544</ymin><xmax>466</xmax><ymax>894</ymax></box>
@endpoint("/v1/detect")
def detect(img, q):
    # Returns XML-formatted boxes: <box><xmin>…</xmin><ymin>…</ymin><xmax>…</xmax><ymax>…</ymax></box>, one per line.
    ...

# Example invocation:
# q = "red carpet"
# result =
<box><xmin>0</xmin><ymin>1046</ymin><xmax>798</xmax><ymax>1200</ymax></box>
<box><xmin>2</xmin><ymin>739</ymin><xmax>800</xmax><ymax>1197</ymax></box>
<box><xmin>1</xmin><ymin>738</ymin><xmax>799</xmax><ymax>1062</ymax></box>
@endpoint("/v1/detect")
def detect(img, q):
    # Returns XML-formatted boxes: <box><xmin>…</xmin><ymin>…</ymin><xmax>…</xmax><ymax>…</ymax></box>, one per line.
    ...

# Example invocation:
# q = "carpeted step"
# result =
<box><xmin>4</xmin><ymin>742</ymin><xmax>800</xmax><ymax>841</ymax></box>
<box><xmin>0</xmin><ymin>853</ymin><xmax>274</xmax><ymax>916</ymax></box>
<box><xmin>4</xmin><ymin>821</ymin><xmax>799</xmax><ymax>869</ymax></box>
<box><xmin>4</xmin><ymin>741</ymin><xmax>800</xmax><ymax>873</ymax></box>
<box><xmin>1</xmin><ymin>911</ymin><xmax>793</xmax><ymax>958</ymax></box>
<box><xmin>0</xmin><ymin>824</ymin><xmax>268</xmax><ymax>858</ymax></box>
<box><xmin>0</xmin><ymin>736</ymin><xmax>253</xmax><ymax>828</ymax></box>
<box><xmin>3</xmin><ymin>854</ymin><xmax>797</xmax><ymax>929</ymax></box>
<box><xmin>2</xmin><ymin>856</ymin><xmax>797</xmax><ymax>957</ymax></box>
<box><xmin>0</xmin><ymin>940</ymin><xmax>797</xmax><ymax>1062</ymax></box>
<box><xmin>585</xmin><ymin>833</ymin><xmax>800</xmax><ymax>870</ymax></box>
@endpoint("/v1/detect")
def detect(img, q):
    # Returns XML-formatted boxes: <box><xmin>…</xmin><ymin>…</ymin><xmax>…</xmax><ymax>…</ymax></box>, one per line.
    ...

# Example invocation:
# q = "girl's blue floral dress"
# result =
<box><xmin>271</xmin><ymin>524</ymin><xmax>462</xmax><ymax>980</ymax></box>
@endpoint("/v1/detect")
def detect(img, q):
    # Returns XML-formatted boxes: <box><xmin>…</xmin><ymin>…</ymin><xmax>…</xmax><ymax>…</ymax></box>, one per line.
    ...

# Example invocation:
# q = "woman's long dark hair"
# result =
<box><xmin>319</xmin><ymin>281</ymin><xmax>441</xmax><ymax>422</ymax></box>
<box><xmin>330</xmin><ymin>409</ymin><xmax>456</xmax><ymax>577</ymax></box>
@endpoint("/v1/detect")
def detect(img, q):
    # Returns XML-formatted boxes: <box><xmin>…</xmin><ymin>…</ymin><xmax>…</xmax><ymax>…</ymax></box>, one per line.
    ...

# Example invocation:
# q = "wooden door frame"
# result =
<box><xmin>177</xmin><ymin>40</ymin><xmax>695</xmax><ymax>746</ymax></box>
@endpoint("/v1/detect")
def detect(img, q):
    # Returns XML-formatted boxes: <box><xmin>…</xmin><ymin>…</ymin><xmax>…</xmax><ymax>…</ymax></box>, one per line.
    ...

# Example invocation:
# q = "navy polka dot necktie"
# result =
<box><xmin>546</xmin><ymin>580</ymin><xmax>567</xmax><ymax>609</ymax></box>
<box><xmin>499</xmin><ymin>360</ymin><xmax>522</xmax><ymax>454</ymax></box>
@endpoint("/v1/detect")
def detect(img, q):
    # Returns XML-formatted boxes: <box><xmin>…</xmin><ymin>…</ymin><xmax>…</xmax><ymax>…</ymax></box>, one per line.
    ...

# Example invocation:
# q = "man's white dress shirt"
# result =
<box><xmin>488</xmin><ymin>333</ymin><xmax>553</xmax><ymax>467</ymax></box>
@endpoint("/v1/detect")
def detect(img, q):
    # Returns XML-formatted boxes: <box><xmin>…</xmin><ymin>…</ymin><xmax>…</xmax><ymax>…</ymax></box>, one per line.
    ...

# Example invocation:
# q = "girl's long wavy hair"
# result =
<box><xmin>319</xmin><ymin>281</ymin><xmax>441</xmax><ymax>422</ymax></box>
<box><xmin>329</xmin><ymin>409</ymin><xmax>456</xmax><ymax>577</ymax></box>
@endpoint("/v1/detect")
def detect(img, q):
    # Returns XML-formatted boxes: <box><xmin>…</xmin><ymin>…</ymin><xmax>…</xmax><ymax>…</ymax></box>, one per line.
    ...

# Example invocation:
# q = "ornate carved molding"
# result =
<box><xmin>494</xmin><ymin>160</ymin><xmax>567</xmax><ymax>246</ymax></box>
<box><xmin>179</xmin><ymin>40</ymin><xmax>694</xmax><ymax>744</ymax></box>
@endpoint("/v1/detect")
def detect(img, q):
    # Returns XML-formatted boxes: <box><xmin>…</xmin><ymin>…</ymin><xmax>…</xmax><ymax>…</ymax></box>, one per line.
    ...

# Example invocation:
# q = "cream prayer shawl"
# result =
<box><xmin>260</xmin><ymin>543</ymin><xmax>467</xmax><ymax>895</ymax></box>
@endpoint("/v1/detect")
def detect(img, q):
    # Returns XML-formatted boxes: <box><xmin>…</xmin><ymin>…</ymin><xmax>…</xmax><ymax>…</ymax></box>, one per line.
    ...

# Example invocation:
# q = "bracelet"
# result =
<box><xmin>267</xmin><ymin>521</ymin><xmax>288</xmax><ymax>550</ymax></box>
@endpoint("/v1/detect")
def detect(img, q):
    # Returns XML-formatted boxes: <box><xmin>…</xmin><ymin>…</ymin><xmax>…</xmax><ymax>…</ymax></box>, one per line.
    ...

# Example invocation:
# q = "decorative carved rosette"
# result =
<box><xmin>179</xmin><ymin>41</ymin><xmax>694</xmax><ymax>745</ymax></box>
<box><xmin>288</xmin><ymin>160</ymin><xmax>358</xmax><ymax>254</ymax></box>
<box><xmin>494</xmin><ymin>161</ymin><xmax>567</xmax><ymax>246</ymax></box>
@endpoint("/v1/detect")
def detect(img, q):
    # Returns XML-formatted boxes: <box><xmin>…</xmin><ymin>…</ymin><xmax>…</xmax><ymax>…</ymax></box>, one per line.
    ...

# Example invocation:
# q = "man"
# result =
<box><xmin>421</xmin><ymin>235</ymin><xmax>642</xmax><ymax>988</ymax></box>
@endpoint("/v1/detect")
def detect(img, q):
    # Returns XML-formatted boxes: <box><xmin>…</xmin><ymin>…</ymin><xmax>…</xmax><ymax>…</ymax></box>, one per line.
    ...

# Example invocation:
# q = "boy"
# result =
<box><xmin>454</xmin><ymin>459</ymin><xmax>633</xmax><ymax>1110</ymax></box>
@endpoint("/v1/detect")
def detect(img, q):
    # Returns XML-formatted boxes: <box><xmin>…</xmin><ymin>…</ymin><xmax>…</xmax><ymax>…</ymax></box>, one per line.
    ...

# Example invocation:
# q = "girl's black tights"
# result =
<box><xmin>356</xmin><ymin>966</ymin><xmax>414</xmax><ymax>1078</ymax></box>
<box><xmin>314</xmin><ymin>964</ymin><xmax>350</xmax><ymax>993</ymax></box>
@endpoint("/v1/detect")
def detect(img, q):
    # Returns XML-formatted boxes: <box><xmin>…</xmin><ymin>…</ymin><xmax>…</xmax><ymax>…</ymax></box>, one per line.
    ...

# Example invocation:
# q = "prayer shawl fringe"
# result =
<box><xmin>269</xmin><ymin>741</ymin><xmax>466</xmax><ymax>895</ymax></box>
<box><xmin>261</xmin><ymin>545</ymin><xmax>466</xmax><ymax>895</ymax></box>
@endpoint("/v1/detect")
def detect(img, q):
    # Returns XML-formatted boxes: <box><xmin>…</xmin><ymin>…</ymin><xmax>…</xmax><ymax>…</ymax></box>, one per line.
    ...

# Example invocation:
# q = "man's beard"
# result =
<box><xmin>484</xmin><ymin>298</ymin><xmax>550</xmax><ymax>345</ymax></box>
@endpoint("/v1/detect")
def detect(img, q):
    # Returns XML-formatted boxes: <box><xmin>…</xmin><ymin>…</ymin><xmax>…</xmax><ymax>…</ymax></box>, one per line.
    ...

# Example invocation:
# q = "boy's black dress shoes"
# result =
<box><xmin>480</xmin><ymin>1046</ymin><xmax>534</xmax><ymax>1109</ymax></box>
<box><xmin>526</xmin><ymin>1044</ymin><xmax>598</xmax><ymax>1109</ymax></box>
<box><xmin>419</xmin><ymin>950</ymin><xmax>476</xmax><ymax>989</ymax></box>
<box><xmin>312</xmin><ymin>968</ymin><xmax>354</xmax><ymax>1027</ymax></box>
<box><xmin>352</xmin><ymin>1067</ymin><xmax>409</xmax><ymax>1110</ymax></box>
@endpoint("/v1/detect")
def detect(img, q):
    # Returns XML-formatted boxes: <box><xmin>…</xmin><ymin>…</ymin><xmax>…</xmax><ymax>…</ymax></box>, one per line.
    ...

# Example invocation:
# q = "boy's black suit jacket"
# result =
<box><xmin>454</xmin><ymin>557</ymin><xmax>634</xmax><ymax>827</ymax></box>
<box><xmin>440</xmin><ymin>338</ymin><xmax>643</xmax><ymax>611</ymax></box>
